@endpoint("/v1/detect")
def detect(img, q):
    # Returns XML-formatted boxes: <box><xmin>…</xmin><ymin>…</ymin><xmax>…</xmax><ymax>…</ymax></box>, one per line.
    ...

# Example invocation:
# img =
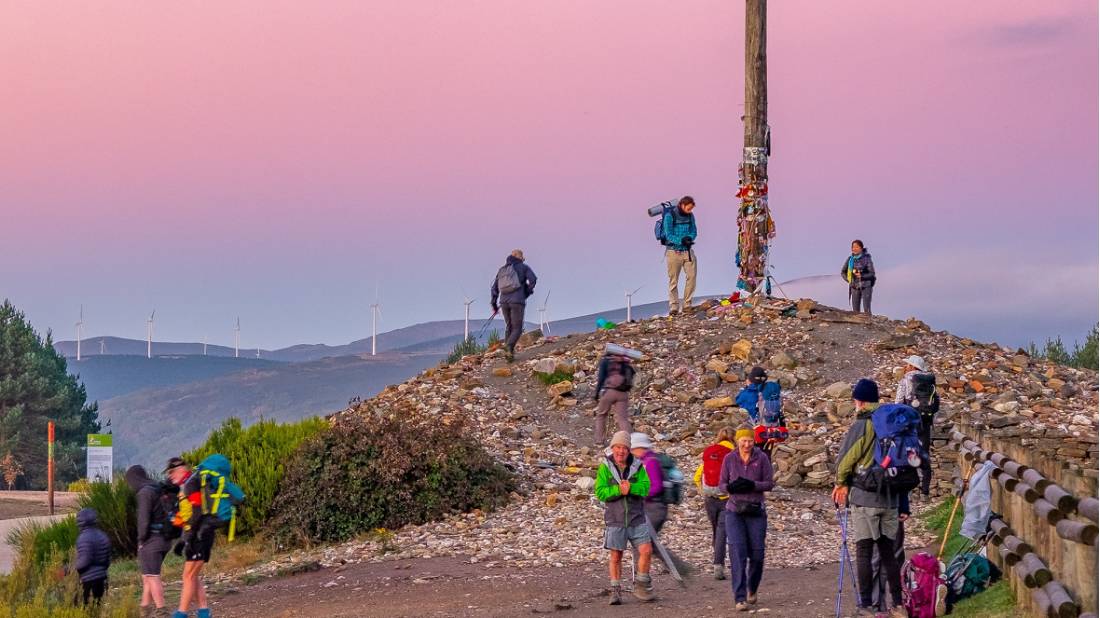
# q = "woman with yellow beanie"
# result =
<box><xmin>719</xmin><ymin>427</ymin><xmax>775</xmax><ymax>611</ymax></box>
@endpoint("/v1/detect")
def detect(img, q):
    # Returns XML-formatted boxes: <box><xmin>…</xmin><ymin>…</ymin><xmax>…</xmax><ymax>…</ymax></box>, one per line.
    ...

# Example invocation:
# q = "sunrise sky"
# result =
<box><xmin>2</xmin><ymin>1</ymin><xmax>1096</xmax><ymax>349</ymax></box>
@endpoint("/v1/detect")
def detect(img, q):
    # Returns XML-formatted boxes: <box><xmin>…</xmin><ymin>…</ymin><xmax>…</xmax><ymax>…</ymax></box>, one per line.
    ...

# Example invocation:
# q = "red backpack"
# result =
<box><xmin>700</xmin><ymin>442</ymin><xmax>732</xmax><ymax>497</ymax></box>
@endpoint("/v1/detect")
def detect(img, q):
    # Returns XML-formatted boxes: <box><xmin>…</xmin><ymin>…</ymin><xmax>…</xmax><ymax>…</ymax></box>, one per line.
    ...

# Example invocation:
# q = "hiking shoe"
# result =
<box><xmin>712</xmin><ymin>564</ymin><xmax>726</xmax><ymax>580</ymax></box>
<box><xmin>735</xmin><ymin>601</ymin><xmax>749</xmax><ymax>611</ymax></box>
<box><xmin>140</xmin><ymin>607</ymin><xmax>153</xmax><ymax>618</ymax></box>
<box><xmin>152</xmin><ymin>609</ymin><xmax>171</xmax><ymax>618</ymax></box>
<box><xmin>935</xmin><ymin>583</ymin><xmax>948</xmax><ymax>616</ymax></box>
<box><xmin>747</xmin><ymin>592</ymin><xmax>757</xmax><ymax>605</ymax></box>
<box><xmin>632</xmin><ymin>584</ymin><xmax>654</xmax><ymax>602</ymax></box>
<box><xmin>889</xmin><ymin>606</ymin><xmax>908</xmax><ymax>618</ymax></box>
<box><xmin>608</xmin><ymin>585</ymin><xmax>622</xmax><ymax>606</ymax></box>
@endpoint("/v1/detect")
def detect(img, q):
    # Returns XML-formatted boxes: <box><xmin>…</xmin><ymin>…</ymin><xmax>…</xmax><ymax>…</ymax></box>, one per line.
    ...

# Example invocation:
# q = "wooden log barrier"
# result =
<box><xmin>1002</xmin><ymin>459</ymin><xmax>1030</xmax><ymax>479</ymax></box>
<box><xmin>1043</xmin><ymin>483</ymin><xmax>1079</xmax><ymax>514</ymax></box>
<box><xmin>1055</xmin><ymin>518</ymin><xmax>1099</xmax><ymax>546</ymax></box>
<box><xmin>1042</xmin><ymin>580</ymin><xmax>1078</xmax><ymax>618</ymax></box>
<box><xmin>1002</xmin><ymin>534</ymin><xmax>1034</xmax><ymax>557</ymax></box>
<box><xmin>990</xmin><ymin>517</ymin><xmax>1012</xmax><ymax>540</ymax></box>
<box><xmin>1000</xmin><ymin>545</ymin><xmax>1022</xmax><ymax>567</ymax></box>
<box><xmin>995</xmin><ymin>469</ymin><xmax>1020</xmax><ymax>492</ymax></box>
<box><xmin>1034</xmin><ymin>498</ymin><xmax>1067</xmax><ymax>525</ymax></box>
<box><xmin>1019</xmin><ymin>553</ymin><xmax>1052</xmax><ymax>588</ymax></box>
<box><xmin>1031</xmin><ymin>588</ymin><xmax>1053</xmax><ymax>617</ymax></box>
<box><xmin>989</xmin><ymin>451</ymin><xmax>1012</xmax><ymax>468</ymax></box>
<box><xmin>1021</xmin><ymin>468</ymin><xmax>1053</xmax><ymax>493</ymax></box>
<box><xmin>1013</xmin><ymin>479</ymin><xmax>1041</xmax><ymax>503</ymax></box>
<box><xmin>1078</xmin><ymin>497</ymin><xmax>1099</xmax><ymax>524</ymax></box>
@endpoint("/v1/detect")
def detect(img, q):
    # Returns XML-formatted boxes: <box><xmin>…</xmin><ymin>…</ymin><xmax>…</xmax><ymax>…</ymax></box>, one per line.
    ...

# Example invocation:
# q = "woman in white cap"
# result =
<box><xmin>895</xmin><ymin>355</ymin><xmax>939</xmax><ymax>496</ymax></box>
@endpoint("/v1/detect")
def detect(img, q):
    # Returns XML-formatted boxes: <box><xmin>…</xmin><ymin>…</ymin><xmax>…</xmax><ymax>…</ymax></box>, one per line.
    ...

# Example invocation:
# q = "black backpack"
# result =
<box><xmin>155</xmin><ymin>481</ymin><xmax>182</xmax><ymax>540</ymax></box>
<box><xmin>908</xmin><ymin>373</ymin><xmax>939</xmax><ymax>424</ymax></box>
<box><xmin>605</xmin><ymin>357</ymin><xmax>635</xmax><ymax>391</ymax></box>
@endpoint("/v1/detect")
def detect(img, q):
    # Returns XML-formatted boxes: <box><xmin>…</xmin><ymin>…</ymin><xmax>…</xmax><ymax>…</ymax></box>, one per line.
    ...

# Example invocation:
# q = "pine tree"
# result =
<box><xmin>0</xmin><ymin>300</ymin><xmax>100</xmax><ymax>489</ymax></box>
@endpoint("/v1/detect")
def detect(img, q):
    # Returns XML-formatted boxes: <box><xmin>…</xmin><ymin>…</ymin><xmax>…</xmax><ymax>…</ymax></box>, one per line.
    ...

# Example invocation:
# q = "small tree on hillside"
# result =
<box><xmin>0</xmin><ymin>452</ymin><xmax>22</xmax><ymax>489</ymax></box>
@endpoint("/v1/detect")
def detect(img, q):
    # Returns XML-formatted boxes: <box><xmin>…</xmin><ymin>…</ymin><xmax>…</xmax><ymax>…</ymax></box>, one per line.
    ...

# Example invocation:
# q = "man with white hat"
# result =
<box><xmin>895</xmin><ymin>355</ymin><xmax>939</xmax><ymax>496</ymax></box>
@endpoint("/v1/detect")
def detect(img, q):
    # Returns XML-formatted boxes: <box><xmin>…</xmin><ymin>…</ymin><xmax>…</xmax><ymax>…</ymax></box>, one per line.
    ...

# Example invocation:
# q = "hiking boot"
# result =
<box><xmin>935</xmin><ymin>583</ymin><xmax>948</xmax><ymax>616</ymax></box>
<box><xmin>747</xmin><ymin>592</ymin><xmax>757</xmax><ymax>605</ymax></box>
<box><xmin>632</xmin><ymin>584</ymin><xmax>654</xmax><ymax>602</ymax></box>
<box><xmin>140</xmin><ymin>607</ymin><xmax>153</xmax><ymax>618</ymax></box>
<box><xmin>735</xmin><ymin>601</ymin><xmax>749</xmax><ymax>611</ymax></box>
<box><xmin>152</xmin><ymin>609</ymin><xmax>171</xmax><ymax>618</ymax></box>
<box><xmin>504</xmin><ymin>350</ymin><xmax>515</xmax><ymax>363</ymax></box>
<box><xmin>712</xmin><ymin>564</ymin><xmax>726</xmax><ymax>580</ymax></box>
<box><xmin>608</xmin><ymin>585</ymin><xmax>622</xmax><ymax>606</ymax></box>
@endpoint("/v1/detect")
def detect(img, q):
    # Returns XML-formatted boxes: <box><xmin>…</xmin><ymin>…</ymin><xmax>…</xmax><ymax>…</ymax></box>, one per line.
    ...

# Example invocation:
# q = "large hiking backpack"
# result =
<box><xmin>196</xmin><ymin>455</ymin><xmax>244</xmax><ymax>541</ymax></box>
<box><xmin>653</xmin><ymin>202</ymin><xmax>673</xmax><ymax>245</ymax></box>
<box><xmin>495</xmin><ymin>264</ymin><xmax>522</xmax><ymax>295</ymax></box>
<box><xmin>902</xmin><ymin>552</ymin><xmax>947</xmax><ymax>618</ymax></box>
<box><xmin>945</xmin><ymin>553</ymin><xmax>1000</xmax><ymax>603</ymax></box>
<box><xmin>908</xmin><ymin>372</ymin><xmax>939</xmax><ymax>425</ymax></box>
<box><xmin>155</xmin><ymin>481</ymin><xmax>182</xmax><ymax>541</ymax></box>
<box><xmin>655</xmin><ymin>453</ymin><xmax>684</xmax><ymax>505</ymax></box>
<box><xmin>603</xmin><ymin>356</ymin><xmax>636</xmax><ymax>391</ymax></box>
<box><xmin>760</xmin><ymin>381</ymin><xmax>783</xmax><ymax>426</ymax></box>
<box><xmin>867</xmin><ymin>403</ymin><xmax>925</xmax><ymax>493</ymax></box>
<box><xmin>699</xmin><ymin>443</ymin><xmax>732</xmax><ymax>497</ymax></box>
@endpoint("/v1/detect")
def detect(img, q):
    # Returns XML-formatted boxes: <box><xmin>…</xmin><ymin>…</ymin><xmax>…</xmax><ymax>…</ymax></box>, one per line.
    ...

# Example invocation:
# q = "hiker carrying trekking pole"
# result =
<box><xmin>489</xmin><ymin>249</ymin><xmax>537</xmax><ymax>362</ymax></box>
<box><xmin>841</xmin><ymin>240</ymin><xmax>875</xmax><ymax>315</ymax></box>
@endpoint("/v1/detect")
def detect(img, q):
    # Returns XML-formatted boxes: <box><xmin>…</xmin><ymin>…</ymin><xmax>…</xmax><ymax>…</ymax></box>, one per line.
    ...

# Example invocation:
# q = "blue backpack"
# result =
<box><xmin>869</xmin><ymin>403</ymin><xmax>925</xmax><ymax>493</ymax></box>
<box><xmin>653</xmin><ymin>202</ymin><xmax>673</xmax><ymax>245</ymax></box>
<box><xmin>760</xmin><ymin>381</ymin><xmax>783</xmax><ymax>426</ymax></box>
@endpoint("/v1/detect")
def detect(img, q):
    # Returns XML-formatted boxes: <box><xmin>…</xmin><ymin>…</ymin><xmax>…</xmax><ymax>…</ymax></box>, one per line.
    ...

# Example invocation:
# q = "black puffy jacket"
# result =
<box><xmin>74</xmin><ymin>508</ymin><xmax>112</xmax><ymax>582</ymax></box>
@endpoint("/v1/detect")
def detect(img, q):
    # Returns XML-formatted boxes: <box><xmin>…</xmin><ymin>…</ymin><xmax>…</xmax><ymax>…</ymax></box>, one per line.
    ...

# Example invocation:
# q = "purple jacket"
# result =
<box><xmin>640</xmin><ymin>450</ymin><xmax>664</xmax><ymax>501</ymax></box>
<box><xmin>719</xmin><ymin>446</ymin><xmax>775</xmax><ymax>511</ymax></box>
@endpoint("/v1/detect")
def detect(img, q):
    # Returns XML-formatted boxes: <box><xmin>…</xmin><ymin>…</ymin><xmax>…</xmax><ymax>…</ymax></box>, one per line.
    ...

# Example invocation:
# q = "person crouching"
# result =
<box><xmin>594</xmin><ymin>430</ymin><xmax>655</xmax><ymax>605</ymax></box>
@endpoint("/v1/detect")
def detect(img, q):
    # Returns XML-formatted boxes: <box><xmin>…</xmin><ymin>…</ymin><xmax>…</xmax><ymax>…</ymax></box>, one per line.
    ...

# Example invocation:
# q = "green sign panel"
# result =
<box><xmin>87</xmin><ymin>434</ymin><xmax>113</xmax><ymax>447</ymax></box>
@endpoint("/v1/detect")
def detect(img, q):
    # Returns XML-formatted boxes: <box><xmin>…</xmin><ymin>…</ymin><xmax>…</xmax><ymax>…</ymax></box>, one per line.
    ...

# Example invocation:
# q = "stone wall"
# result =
<box><xmin>952</xmin><ymin>419</ymin><xmax>1098</xmax><ymax>617</ymax></box>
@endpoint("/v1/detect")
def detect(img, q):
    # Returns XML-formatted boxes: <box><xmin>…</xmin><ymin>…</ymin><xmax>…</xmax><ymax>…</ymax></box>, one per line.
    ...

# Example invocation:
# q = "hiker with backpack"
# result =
<box><xmin>629</xmin><ymin>433</ymin><xmax>688</xmax><ymax>576</ymax></box>
<box><xmin>593</xmin><ymin>348</ymin><xmax>636</xmax><ymax>447</ymax></box>
<box><xmin>895</xmin><ymin>355</ymin><xmax>940</xmax><ymax>496</ymax></box>
<box><xmin>871</xmin><ymin>491</ymin><xmax>910</xmax><ymax>613</ymax></box>
<box><xmin>734</xmin><ymin>367</ymin><xmax>788</xmax><ymax>458</ymax></box>
<box><xmin>73</xmin><ymin>507</ymin><xmax>111</xmax><ymax>607</ymax></box>
<box><xmin>720</xmin><ymin>428</ymin><xmax>775</xmax><ymax>611</ymax></box>
<box><xmin>694</xmin><ymin>425</ymin><xmax>736</xmax><ymax>580</ymax></box>
<box><xmin>172</xmin><ymin>454</ymin><xmax>245</xmax><ymax>618</ymax></box>
<box><xmin>489</xmin><ymin>249</ymin><xmax>538</xmax><ymax>362</ymax></box>
<box><xmin>653</xmin><ymin>196</ymin><xmax>698</xmax><ymax>315</ymax></box>
<box><xmin>832</xmin><ymin>378</ymin><xmax>922</xmax><ymax>618</ymax></box>
<box><xmin>594</xmin><ymin>431</ymin><xmax>655</xmax><ymax>605</ymax></box>
<box><xmin>841</xmin><ymin>239</ymin><xmax>876</xmax><ymax>315</ymax></box>
<box><xmin>126</xmin><ymin>464</ymin><xmax>176</xmax><ymax>617</ymax></box>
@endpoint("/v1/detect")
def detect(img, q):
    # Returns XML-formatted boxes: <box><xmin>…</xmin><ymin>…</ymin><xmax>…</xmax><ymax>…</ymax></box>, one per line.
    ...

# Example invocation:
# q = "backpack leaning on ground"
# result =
<box><xmin>902</xmin><ymin>552</ymin><xmax>948</xmax><ymax>618</ymax></box>
<box><xmin>495</xmin><ymin>264</ymin><xmax>522</xmax><ymax>295</ymax></box>
<box><xmin>945</xmin><ymin>552</ymin><xmax>1000</xmax><ymax>604</ymax></box>
<box><xmin>655</xmin><ymin>453</ymin><xmax>684</xmax><ymax>505</ymax></box>
<box><xmin>855</xmin><ymin>403</ymin><xmax>925</xmax><ymax>494</ymax></box>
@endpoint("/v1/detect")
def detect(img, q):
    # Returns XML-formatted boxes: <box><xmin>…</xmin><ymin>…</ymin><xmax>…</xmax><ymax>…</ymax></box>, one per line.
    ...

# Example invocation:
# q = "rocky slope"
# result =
<box><xmin>239</xmin><ymin>298</ymin><xmax>1098</xmax><ymax>580</ymax></box>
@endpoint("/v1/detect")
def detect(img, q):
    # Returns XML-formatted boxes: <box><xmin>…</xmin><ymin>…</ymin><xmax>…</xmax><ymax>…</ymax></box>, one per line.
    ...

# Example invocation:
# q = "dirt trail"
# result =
<box><xmin>212</xmin><ymin>555</ymin><xmax>858</xmax><ymax>618</ymax></box>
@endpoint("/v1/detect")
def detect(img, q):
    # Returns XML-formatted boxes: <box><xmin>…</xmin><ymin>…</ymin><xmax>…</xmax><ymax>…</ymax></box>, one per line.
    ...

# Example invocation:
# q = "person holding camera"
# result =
<box><xmin>660</xmin><ymin>196</ymin><xmax>698</xmax><ymax>314</ymax></box>
<box><xmin>841</xmin><ymin>239</ymin><xmax>876</xmax><ymax>315</ymax></box>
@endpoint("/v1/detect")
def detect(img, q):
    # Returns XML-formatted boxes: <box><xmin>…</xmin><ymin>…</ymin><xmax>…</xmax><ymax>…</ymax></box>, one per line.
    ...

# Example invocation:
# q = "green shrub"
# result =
<box><xmin>534</xmin><ymin>370</ymin><xmax>573</xmax><ymax>385</ymax></box>
<box><xmin>270</xmin><ymin>414</ymin><xmax>514</xmax><ymax>547</ymax></box>
<box><xmin>77</xmin><ymin>479</ymin><xmax>138</xmax><ymax>558</ymax></box>
<box><xmin>182</xmin><ymin>417</ymin><xmax>328</xmax><ymax>537</ymax></box>
<box><xmin>0</xmin><ymin>539</ymin><xmax>138</xmax><ymax>617</ymax></box>
<box><xmin>445</xmin><ymin>336</ymin><xmax>485</xmax><ymax>364</ymax></box>
<box><xmin>6</xmin><ymin>517</ymin><xmax>77</xmax><ymax>574</ymax></box>
<box><xmin>1027</xmin><ymin>323</ymin><xmax>1099</xmax><ymax>369</ymax></box>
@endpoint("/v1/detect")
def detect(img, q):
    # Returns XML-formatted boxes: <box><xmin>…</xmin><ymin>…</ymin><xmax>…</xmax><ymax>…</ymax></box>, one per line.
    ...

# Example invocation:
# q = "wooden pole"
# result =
<box><xmin>736</xmin><ymin>0</ymin><xmax>772</xmax><ymax>293</ymax></box>
<box><xmin>744</xmin><ymin>0</ymin><xmax>768</xmax><ymax>156</ymax></box>
<box><xmin>47</xmin><ymin>421</ymin><xmax>55</xmax><ymax>516</ymax></box>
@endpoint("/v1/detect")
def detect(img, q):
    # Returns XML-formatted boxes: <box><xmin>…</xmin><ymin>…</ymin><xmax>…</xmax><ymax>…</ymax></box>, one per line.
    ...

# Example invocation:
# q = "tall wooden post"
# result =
<box><xmin>736</xmin><ymin>0</ymin><xmax>775</xmax><ymax>295</ymax></box>
<box><xmin>47</xmin><ymin>421</ymin><xmax>55</xmax><ymax>515</ymax></box>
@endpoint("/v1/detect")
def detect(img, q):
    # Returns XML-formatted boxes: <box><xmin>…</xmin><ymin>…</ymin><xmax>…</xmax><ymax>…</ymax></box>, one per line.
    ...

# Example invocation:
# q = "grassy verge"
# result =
<box><xmin>921</xmin><ymin>498</ymin><xmax>1023</xmax><ymax>618</ymax></box>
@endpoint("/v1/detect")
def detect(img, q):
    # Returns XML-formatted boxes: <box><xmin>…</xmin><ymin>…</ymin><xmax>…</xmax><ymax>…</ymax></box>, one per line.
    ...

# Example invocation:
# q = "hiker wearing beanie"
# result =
<box><xmin>126</xmin><ymin>464</ymin><xmax>175</xmax><ymax>617</ymax></box>
<box><xmin>720</xmin><ymin>427</ymin><xmax>774</xmax><ymax>611</ymax></box>
<box><xmin>832</xmin><ymin>379</ymin><xmax>906</xmax><ymax>618</ymax></box>
<box><xmin>841</xmin><ymin>239</ymin><xmax>875</xmax><ymax>314</ymax></box>
<box><xmin>660</xmin><ymin>196</ymin><xmax>698</xmax><ymax>314</ymax></box>
<box><xmin>734</xmin><ymin>367</ymin><xmax>768</xmax><ymax>418</ymax></box>
<box><xmin>489</xmin><ymin>249</ymin><xmax>538</xmax><ymax>362</ymax></box>
<box><xmin>594</xmin><ymin>431</ymin><xmax>655</xmax><ymax>605</ymax></box>
<box><xmin>73</xmin><ymin>507</ymin><xmax>111</xmax><ymax>606</ymax></box>
<box><xmin>694</xmin><ymin>426</ymin><xmax>736</xmax><ymax>580</ymax></box>
<box><xmin>895</xmin><ymin>355</ymin><xmax>940</xmax><ymax>496</ymax></box>
<box><xmin>593</xmin><ymin>351</ymin><xmax>635</xmax><ymax>446</ymax></box>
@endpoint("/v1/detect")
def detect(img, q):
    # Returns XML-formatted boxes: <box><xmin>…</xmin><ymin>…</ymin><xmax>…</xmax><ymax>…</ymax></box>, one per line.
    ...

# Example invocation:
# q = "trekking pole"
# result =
<box><xmin>937</xmin><ymin>461</ymin><xmax>974</xmax><ymax>560</ymax></box>
<box><xmin>835</xmin><ymin>507</ymin><xmax>860</xmax><ymax>618</ymax></box>
<box><xmin>475</xmin><ymin>309</ymin><xmax>499</xmax><ymax>341</ymax></box>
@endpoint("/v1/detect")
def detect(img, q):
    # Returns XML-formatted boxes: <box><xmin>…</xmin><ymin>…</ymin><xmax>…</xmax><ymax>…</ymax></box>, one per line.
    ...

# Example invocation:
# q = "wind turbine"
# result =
<box><xmin>203</xmin><ymin>335</ymin><xmax>208</xmax><ymax>356</ymax></box>
<box><xmin>234</xmin><ymin>317</ymin><xmax>241</xmax><ymax>358</ymax></box>
<box><xmin>538</xmin><ymin>289</ymin><xmax>551</xmax><ymax>336</ymax></box>
<box><xmin>625</xmin><ymin>285</ymin><xmax>643</xmax><ymax>323</ymax></box>
<box><xmin>75</xmin><ymin>305</ymin><xmax>84</xmax><ymax>361</ymax></box>
<box><xmin>99</xmin><ymin>339</ymin><xmax>106</xmax><ymax>355</ymax></box>
<box><xmin>146</xmin><ymin>310</ymin><xmax>155</xmax><ymax>359</ymax></box>
<box><xmin>463</xmin><ymin>296</ymin><xmax>475</xmax><ymax>341</ymax></box>
<box><xmin>370</xmin><ymin>291</ymin><xmax>382</xmax><ymax>356</ymax></box>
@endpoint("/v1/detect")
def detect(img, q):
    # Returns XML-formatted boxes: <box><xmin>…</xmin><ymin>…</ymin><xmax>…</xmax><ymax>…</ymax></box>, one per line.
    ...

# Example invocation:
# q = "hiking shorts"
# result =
<box><xmin>138</xmin><ymin>536</ymin><xmax>170</xmax><ymax>575</ymax></box>
<box><xmin>604</xmin><ymin>525</ymin><xmax>651</xmax><ymax>551</ymax></box>
<box><xmin>184</xmin><ymin>529</ymin><xmax>216</xmax><ymax>563</ymax></box>
<box><xmin>850</xmin><ymin>505</ymin><xmax>899</xmax><ymax>543</ymax></box>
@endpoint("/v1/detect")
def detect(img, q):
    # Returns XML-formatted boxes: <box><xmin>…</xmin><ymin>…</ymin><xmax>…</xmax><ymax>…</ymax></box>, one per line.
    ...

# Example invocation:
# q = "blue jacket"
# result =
<box><xmin>735</xmin><ymin>384</ymin><xmax>762</xmax><ymax>422</ymax></box>
<box><xmin>490</xmin><ymin>255</ymin><xmax>538</xmax><ymax>307</ymax></box>
<box><xmin>74</xmin><ymin>508</ymin><xmax>112</xmax><ymax>583</ymax></box>
<box><xmin>662</xmin><ymin>206</ymin><xmax>697</xmax><ymax>251</ymax></box>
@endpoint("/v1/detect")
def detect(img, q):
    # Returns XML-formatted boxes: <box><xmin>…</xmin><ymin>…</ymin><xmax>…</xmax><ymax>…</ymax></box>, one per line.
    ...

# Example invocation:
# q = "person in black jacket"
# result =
<box><xmin>489</xmin><ymin>249</ymin><xmax>538</xmax><ymax>361</ymax></box>
<box><xmin>126</xmin><ymin>464</ymin><xmax>173</xmax><ymax>617</ymax></box>
<box><xmin>841</xmin><ymin>240</ymin><xmax>876</xmax><ymax>314</ymax></box>
<box><xmin>74</xmin><ymin>508</ymin><xmax>111</xmax><ymax>606</ymax></box>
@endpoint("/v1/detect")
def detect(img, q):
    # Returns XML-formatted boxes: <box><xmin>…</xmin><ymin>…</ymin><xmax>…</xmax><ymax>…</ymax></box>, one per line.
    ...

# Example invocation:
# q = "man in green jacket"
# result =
<box><xmin>595</xmin><ymin>430</ymin><xmax>654</xmax><ymax>605</ymax></box>
<box><xmin>831</xmin><ymin>379</ymin><xmax>906</xmax><ymax>618</ymax></box>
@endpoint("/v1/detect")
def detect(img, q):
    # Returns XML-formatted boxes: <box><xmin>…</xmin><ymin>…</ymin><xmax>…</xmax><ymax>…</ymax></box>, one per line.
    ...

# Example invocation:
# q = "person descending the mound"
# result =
<box><xmin>895</xmin><ymin>354</ymin><xmax>940</xmax><ymax>497</ymax></box>
<box><xmin>74</xmin><ymin>507</ymin><xmax>112</xmax><ymax>607</ymax></box>
<box><xmin>593</xmin><ymin>348</ymin><xmax>636</xmax><ymax>447</ymax></box>
<box><xmin>594</xmin><ymin>431</ymin><xmax>655</xmax><ymax>605</ymax></box>
<box><xmin>489</xmin><ymin>249</ymin><xmax>538</xmax><ymax>362</ymax></box>
<box><xmin>172</xmin><ymin>454</ymin><xmax>245</xmax><ymax>618</ymax></box>
<box><xmin>630</xmin><ymin>432</ymin><xmax>688</xmax><ymax>577</ymax></box>
<box><xmin>695</xmin><ymin>426</ymin><xmax>737</xmax><ymax>580</ymax></box>
<box><xmin>841</xmin><ymin>239</ymin><xmax>876</xmax><ymax>315</ymax></box>
<box><xmin>654</xmin><ymin>196</ymin><xmax>698</xmax><ymax>315</ymax></box>
<box><xmin>721</xmin><ymin>428</ymin><xmax>775</xmax><ymax>612</ymax></box>
<box><xmin>832</xmin><ymin>379</ymin><xmax>909</xmax><ymax>618</ymax></box>
<box><xmin>734</xmin><ymin>366</ymin><xmax>788</xmax><ymax>457</ymax></box>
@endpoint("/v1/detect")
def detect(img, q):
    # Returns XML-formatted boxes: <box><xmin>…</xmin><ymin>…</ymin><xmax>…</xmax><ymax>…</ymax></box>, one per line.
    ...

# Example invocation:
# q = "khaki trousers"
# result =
<box><xmin>666</xmin><ymin>249</ymin><xmax>697</xmax><ymax>311</ymax></box>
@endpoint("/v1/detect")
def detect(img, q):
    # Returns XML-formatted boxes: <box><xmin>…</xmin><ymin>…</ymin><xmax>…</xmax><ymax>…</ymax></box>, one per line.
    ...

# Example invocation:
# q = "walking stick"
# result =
<box><xmin>475</xmin><ymin>309</ymin><xmax>499</xmax><ymax>341</ymax></box>
<box><xmin>938</xmin><ymin>461</ymin><xmax>974</xmax><ymax>560</ymax></box>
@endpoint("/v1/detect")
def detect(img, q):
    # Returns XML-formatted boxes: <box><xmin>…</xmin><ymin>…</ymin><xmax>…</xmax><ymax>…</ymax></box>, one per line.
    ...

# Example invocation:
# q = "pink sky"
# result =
<box><xmin>2</xmin><ymin>1</ymin><xmax>1096</xmax><ymax>348</ymax></box>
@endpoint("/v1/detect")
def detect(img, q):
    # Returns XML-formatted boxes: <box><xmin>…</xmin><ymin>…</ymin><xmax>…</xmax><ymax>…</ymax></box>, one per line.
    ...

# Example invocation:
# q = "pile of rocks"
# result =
<box><xmin>239</xmin><ymin>297</ymin><xmax>1095</xmax><ymax>582</ymax></box>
